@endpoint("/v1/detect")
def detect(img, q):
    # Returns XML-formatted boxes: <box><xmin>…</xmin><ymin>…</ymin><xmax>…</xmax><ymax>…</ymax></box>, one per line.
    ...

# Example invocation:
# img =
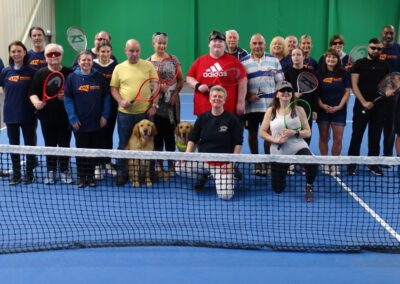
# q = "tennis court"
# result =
<box><xmin>0</xmin><ymin>93</ymin><xmax>399</xmax><ymax>283</ymax></box>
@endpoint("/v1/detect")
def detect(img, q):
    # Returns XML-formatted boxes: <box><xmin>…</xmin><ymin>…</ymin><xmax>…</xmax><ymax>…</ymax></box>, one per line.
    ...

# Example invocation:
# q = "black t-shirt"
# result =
<box><xmin>284</xmin><ymin>67</ymin><xmax>318</xmax><ymax>112</ymax></box>
<box><xmin>352</xmin><ymin>57</ymin><xmax>389</xmax><ymax>102</ymax></box>
<box><xmin>30</xmin><ymin>66</ymin><xmax>73</xmax><ymax>122</ymax></box>
<box><xmin>189</xmin><ymin>111</ymin><xmax>243</xmax><ymax>154</ymax></box>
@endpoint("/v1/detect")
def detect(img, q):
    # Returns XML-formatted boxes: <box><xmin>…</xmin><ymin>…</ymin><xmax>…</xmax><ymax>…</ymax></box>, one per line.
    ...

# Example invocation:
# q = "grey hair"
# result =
<box><xmin>225</xmin><ymin>29</ymin><xmax>239</xmax><ymax>40</ymax></box>
<box><xmin>209</xmin><ymin>85</ymin><xmax>227</xmax><ymax>99</ymax></box>
<box><xmin>44</xmin><ymin>43</ymin><xmax>64</xmax><ymax>54</ymax></box>
<box><xmin>152</xmin><ymin>33</ymin><xmax>168</xmax><ymax>44</ymax></box>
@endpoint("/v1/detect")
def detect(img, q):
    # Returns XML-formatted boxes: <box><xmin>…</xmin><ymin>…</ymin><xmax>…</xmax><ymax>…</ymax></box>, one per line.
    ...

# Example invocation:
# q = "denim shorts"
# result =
<box><xmin>316</xmin><ymin>109</ymin><xmax>347</xmax><ymax>126</ymax></box>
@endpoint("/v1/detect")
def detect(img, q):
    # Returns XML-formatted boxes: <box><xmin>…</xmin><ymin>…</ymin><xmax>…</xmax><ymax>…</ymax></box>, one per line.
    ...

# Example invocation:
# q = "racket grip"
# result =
<box><xmin>277</xmin><ymin>144</ymin><xmax>282</xmax><ymax>150</ymax></box>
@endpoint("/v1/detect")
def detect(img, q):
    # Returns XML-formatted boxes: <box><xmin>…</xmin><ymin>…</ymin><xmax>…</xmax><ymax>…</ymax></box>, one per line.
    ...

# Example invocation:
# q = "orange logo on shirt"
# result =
<box><xmin>8</xmin><ymin>75</ymin><xmax>31</xmax><ymax>82</ymax></box>
<box><xmin>8</xmin><ymin>76</ymin><xmax>20</xmax><ymax>82</ymax></box>
<box><xmin>323</xmin><ymin>77</ymin><xmax>342</xmax><ymax>84</ymax></box>
<box><xmin>78</xmin><ymin>85</ymin><xmax>90</xmax><ymax>92</ymax></box>
<box><xmin>78</xmin><ymin>84</ymin><xmax>101</xmax><ymax>92</ymax></box>
<box><xmin>30</xmin><ymin>59</ymin><xmax>46</xmax><ymax>66</ymax></box>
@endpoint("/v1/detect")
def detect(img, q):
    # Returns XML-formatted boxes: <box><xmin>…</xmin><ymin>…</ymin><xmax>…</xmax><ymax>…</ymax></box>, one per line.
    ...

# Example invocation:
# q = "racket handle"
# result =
<box><xmin>277</xmin><ymin>144</ymin><xmax>282</xmax><ymax>150</ymax></box>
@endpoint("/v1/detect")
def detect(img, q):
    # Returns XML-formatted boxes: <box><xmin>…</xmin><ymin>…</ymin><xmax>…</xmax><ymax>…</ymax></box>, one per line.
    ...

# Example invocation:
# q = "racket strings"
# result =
<box><xmin>158</xmin><ymin>59</ymin><xmax>178</xmax><ymax>84</ymax></box>
<box><xmin>44</xmin><ymin>73</ymin><xmax>64</xmax><ymax>99</ymax></box>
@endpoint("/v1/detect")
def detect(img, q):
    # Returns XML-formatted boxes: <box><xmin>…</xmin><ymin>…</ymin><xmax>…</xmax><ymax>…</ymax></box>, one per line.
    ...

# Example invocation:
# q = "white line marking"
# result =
<box><xmin>333</xmin><ymin>175</ymin><xmax>400</xmax><ymax>242</ymax></box>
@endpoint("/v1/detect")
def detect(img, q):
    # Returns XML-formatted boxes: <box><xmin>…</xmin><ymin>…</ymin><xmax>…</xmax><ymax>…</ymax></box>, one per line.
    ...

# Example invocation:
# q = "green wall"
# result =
<box><xmin>55</xmin><ymin>0</ymin><xmax>400</xmax><ymax>75</ymax></box>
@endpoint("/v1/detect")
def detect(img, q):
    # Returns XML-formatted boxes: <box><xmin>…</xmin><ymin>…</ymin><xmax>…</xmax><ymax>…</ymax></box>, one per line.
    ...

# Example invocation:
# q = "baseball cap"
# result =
<box><xmin>275</xmin><ymin>81</ymin><xmax>293</xmax><ymax>92</ymax></box>
<box><xmin>209</xmin><ymin>30</ymin><xmax>225</xmax><ymax>42</ymax></box>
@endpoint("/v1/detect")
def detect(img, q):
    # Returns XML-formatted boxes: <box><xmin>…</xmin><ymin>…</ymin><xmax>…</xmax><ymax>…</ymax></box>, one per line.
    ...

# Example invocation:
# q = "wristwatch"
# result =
<box><xmin>295</xmin><ymin>130</ymin><xmax>300</xmax><ymax>138</ymax></box>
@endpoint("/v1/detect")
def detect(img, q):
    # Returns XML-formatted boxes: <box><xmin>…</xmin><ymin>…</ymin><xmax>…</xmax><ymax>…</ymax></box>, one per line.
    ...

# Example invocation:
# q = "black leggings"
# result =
<box><xmin>271</xmin><ymin>148</ymin><xmax>317</xmax><ymax>193</ymax></box>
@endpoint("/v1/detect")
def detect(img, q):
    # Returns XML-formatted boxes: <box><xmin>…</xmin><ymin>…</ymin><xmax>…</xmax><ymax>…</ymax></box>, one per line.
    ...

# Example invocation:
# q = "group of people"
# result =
<box><xmin>0</xmin><ymin>25</ymin><xmax>399</xmax><ymax>202</ymax></box>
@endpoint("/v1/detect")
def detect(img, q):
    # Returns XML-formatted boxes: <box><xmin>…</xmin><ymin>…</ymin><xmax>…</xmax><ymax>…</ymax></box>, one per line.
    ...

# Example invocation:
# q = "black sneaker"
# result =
<box><xmin>23</xmin><ymin>174</ymin><xmax>34</xmax><ymax>185</ymax></box>
<box><xmin>116</xmin><ymin>175</ymin><xmax>128</xmax><ymax>186</ymax></box>
<box><xmin>347</xmin><ymin>164</ymin><xmax>357</xmax><ymax>175</ymax></box>
<box><xmin>368</xmin><ymin>165</ymin><xmax>383</xmax><ymax>176</ymax></box>
<box><xmin>77</xmin><ymin>178</ymin><xmax>86</xmax><ymax>188</ymax></box>
<box><xmin>234</xmin><ymin>167</ymin><xmax>243</xmax><ymax>180</ymax></box>
<box><xmin>9</xmin><ymin>176</ymin><xmax>22</xmax><ymax>186</ymax></box>
<box><xmin>87</xmin><ymin>177</ymin><xmax>96</xmax><ymax>187</ymax></box>
<box><xmin>193</xmin><ymin>174</ymin><xmax>208</xmax><ymax>192</ymax></box>
<box><xmin>305</xmin><ymin>184</ymin><xmax>314</xmax><ymax>203</ymax></box>
<box><xmin>0</xmin><ymin>170</ymin><xmax>10</xmax><ymax>177</ymax></box>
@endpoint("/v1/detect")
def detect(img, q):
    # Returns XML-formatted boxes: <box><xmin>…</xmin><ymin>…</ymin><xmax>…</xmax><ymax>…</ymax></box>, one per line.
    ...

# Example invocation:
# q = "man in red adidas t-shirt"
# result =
<box><xmin>187</xmin><ymin>30</ymin><xmax>247</xmax><ymax>116</ymax></box>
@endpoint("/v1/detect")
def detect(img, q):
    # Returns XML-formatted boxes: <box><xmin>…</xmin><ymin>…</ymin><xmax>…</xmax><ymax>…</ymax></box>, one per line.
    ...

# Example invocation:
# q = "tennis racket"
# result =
<box><xmin>297</xmin><ymin>71</ymin><xmax>318</xmax><ymax>95</ymax></box>
<box><xmin>130</xmin><ymin>77</ymin><xmax>160</xmax><ymax>104</ymax></box>
<box><xmin>348</xmin><ymin>45</ymin><xmax>368</xmax><ymax>65</ymax></box>
<box><xmin>157</xmin><ymin>55</ymin><xmax>180</xmax><ymax>103</ymax></box>
<box><xmin>208</xmin><ymin>61</ymin><xmax>243</xmax><ymax>89</ymax></box>
<box><xmin>66</xmin><ymin>26</ymin><xmax>87</xmax><ymax>53</ymax></box>
<box><xmin>42</xmin><ymin>71</ymin><xmax>65</xmax><ymax>102</ymax></box>
<box><xmin>277</xmin><ymin>99</ymin><xmax>312</xmax><ymax>150</ymax></box>
<box><xmin>362</xmin><ymin>72</ymin><xmax>400</xmax><ymax>114</ymax></box>
<box><xmin>255</xmin><ymin>69</ymin><xmax>284</xmax><ymax>99</ymax></box>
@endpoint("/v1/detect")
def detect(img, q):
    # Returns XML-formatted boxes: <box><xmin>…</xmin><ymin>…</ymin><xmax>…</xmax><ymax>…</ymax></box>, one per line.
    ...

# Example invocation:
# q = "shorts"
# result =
<box><xmin>243</xmin><ymin>112</ymin><xmax>265</xmax><ymax>131</ymax></box>
<box><xmin>316</xmin><ymin>109</ymin><xmax>346</xmax><ymax>126</ymax></box>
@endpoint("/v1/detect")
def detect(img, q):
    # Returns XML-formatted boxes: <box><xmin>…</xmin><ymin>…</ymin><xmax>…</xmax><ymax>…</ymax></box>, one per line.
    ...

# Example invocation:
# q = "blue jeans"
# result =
<box><xmin>116</xmin><ymin>111</ymin><xmax>148</xmax><ymax>176</ymax></box>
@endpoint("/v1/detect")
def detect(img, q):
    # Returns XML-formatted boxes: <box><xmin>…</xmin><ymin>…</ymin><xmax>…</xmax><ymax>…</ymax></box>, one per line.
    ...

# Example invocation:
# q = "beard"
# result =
<box><xmin>368</xmin><ymin>52</ymin><xmax>380</xmax><ymax>61</ymax></box>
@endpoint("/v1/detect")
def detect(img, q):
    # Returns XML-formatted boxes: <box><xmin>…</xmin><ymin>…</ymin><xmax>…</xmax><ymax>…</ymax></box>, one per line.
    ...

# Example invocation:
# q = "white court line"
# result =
<box><xmin>332</xmin><ymin>175</ymin><xmax>400</xmax><ymax>242</ymax></box>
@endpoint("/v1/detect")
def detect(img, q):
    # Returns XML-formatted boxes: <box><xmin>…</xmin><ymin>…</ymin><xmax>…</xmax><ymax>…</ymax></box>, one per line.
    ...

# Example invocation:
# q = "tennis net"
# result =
<box><xmin>0</xmin><ymin>145</ymin><xmax>399</xmax><ymax>253</ymax></box>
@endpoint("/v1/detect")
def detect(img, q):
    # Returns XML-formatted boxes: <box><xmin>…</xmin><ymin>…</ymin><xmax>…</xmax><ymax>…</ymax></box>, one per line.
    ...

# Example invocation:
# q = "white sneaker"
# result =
<box><xmin>331</xmin><ymin>165</ymin><xmax>340</xmax><ymax>176</ymax></box>
<box><xmin>44</xmin><ymin>171</ymin><xmax>55</xmax><ymax>184</ymax></box>
<box><xmin>263</xmin><ymin>163</ymin><xmax>271</xmax><ymax>176</ymax></box>
<box><xmin>287</xmin><ymin>164</ymin><xmax>295</xmax><ymax>175</ymax></box>
<box><xmin>322</xmin><ymin>164</ymin><xmax>331</xmax><ymax>175</ymax></box>
<box><xmin>94</xmin><ymin>165</ymin><xmax>105</xmax><ymax>180</ymax></box>
<box><xmin>61</xmin><ymin>171</ymin><xmax>73</xmax><ymax>184</ymax></box>
<box><xmin>105</xmin><ymin>163</ymin><xmax>117</xmax><ymax>177</ymax></box>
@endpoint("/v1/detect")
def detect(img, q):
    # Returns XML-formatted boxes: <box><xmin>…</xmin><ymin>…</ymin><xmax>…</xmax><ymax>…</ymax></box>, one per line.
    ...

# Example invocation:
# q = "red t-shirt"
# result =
<box><xmin>187</xmin><ymin>53</ymin><xmax>246</xmax><ymax>116</ymax></box>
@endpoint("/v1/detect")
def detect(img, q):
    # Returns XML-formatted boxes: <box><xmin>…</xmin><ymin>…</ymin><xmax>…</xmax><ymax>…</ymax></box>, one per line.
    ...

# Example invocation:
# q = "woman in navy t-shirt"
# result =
<box><xmin>316</xmin><ymin>49</ymin><xmax>351</xmax><ymax>175</ymax></box>
<box><xmin>0</xmin><ymin>41</ymin><xmax>36</xmax><ymax>185</ymax></box>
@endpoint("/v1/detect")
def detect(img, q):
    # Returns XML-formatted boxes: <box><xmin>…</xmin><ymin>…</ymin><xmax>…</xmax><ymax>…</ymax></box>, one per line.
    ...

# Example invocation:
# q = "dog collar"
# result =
<box><xmin>176</xmin><ymin>141</ymin><xmax>187</xmax><ymax>152</ymax></box>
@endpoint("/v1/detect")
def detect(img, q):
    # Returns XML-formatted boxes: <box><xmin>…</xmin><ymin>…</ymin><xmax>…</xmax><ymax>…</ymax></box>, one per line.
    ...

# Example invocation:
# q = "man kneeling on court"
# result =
<box><xmin>175</xmin><ymin>86</ymin><xmax>243</xmax><ymax>200</ymax></box>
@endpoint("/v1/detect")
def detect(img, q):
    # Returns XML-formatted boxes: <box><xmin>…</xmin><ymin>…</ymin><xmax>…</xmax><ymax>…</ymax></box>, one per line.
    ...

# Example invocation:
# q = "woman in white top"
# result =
<box><xmin>259</xmin><ymin>81</ymin><xmax>317</xmax><ymax>202</ymax></box>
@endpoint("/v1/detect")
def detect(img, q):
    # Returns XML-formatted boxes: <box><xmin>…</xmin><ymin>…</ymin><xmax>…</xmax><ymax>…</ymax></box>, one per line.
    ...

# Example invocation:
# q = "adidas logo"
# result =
<box><xmin>203</xmin><ymin>62</ymin><xmax>227</xmax><ymax>78</ymax></box>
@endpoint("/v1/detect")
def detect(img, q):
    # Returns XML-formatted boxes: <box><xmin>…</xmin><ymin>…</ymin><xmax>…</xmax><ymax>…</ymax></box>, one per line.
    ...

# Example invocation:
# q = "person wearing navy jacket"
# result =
<box><xmin>0</xmin><ymin>41</ymin><xmax>37</xmax><ymax>185</ymax></box>
<box><xmin>64</xmin><ymin>50</ymin><xmax>110</xmax><ymax>188</ymax></box>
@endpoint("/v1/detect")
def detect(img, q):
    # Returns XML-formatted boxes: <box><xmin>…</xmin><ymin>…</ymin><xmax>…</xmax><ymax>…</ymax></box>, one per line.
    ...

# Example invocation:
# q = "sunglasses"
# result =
<box><xmin>332</xmin><ymin>41</ymin><xmax>344</xmax><ymax>45</ymax></box>
<box><xmin>369</xmin><ymin>46</ymin><xmax>382</xmax><ymax>51</ymax></box>
<box><xmin>96</xmin><ymin>37</ymin><xmax>108</xmax><ymax>41</ymax></box>
<box><xmin>279</xmin><ymin>88</ymin><xmax>292</xmax><ymax>93</ymax></box>
<box><xmin>155</xmin><ymin>32</ymin><xmax>167</xmax><ymax>36</ymax></box>
<box><xmin>46</xmin><ymin>51</ymin><xmax>61</xmax><ymax>58</ymax></box>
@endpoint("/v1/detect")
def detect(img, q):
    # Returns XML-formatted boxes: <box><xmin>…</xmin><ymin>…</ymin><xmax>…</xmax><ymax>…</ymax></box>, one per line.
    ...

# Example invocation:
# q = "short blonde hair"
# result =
<box><xmin>209</xmin><ymin>85</ymin><xmax>227</xmax><ymax>99</ymax></box>
<box><xmin>269</xmin><ymin>36</ymin><xmax>288</xmax><ymax>56</ymax></box>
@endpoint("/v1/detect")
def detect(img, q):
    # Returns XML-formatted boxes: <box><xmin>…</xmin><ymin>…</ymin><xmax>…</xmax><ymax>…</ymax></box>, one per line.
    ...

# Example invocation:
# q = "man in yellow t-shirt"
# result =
<box><xmin>110</xmin><ymin>39</ymin><xmax>159</xmax><ymax>185</ymax></box>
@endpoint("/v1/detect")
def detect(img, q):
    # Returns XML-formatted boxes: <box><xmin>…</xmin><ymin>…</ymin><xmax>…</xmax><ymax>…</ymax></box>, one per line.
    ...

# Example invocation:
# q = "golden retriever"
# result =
<box><xmin>175</xmin><ymin>121</ymin><xmax>193</xmax><ymax>152</ymax></box>
<box><xmin>126</xmin><ymin>119</ymin><xmax>157</xmax><ymax>187</ymax></box>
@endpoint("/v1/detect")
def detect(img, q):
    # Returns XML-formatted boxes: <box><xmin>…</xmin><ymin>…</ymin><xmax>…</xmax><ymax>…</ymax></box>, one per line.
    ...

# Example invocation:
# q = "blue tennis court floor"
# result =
<box><xmin>0</xmin><ymin>93</ymin><xmax>399</xmax><ymax>284</ymax></box>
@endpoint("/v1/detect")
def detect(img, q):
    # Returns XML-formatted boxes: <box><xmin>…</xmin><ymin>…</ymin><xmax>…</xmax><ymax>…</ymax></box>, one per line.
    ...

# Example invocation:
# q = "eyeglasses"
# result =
<box><xmin>155</xmin><ymin>32</ymin><xmax>167</xmax><ymax>36</ymax></box>
<box><xmin>46</xmin><ymin>51</ymin><xmax>61</xmax><ymax>58</ymax></box>
<box><xmin>332</xmin><ymin>41</ymin><xmax>344</xmax><ymax>45</ymax></box>
<box><xmin>369</xmin><ymin>46</ymin><xmax>382</xmax><ymax>51</ymax></box>
<box><xmin>96</xmin><ymin>37</ymin><xmax>108</xmax><ymax>41</ymax></box>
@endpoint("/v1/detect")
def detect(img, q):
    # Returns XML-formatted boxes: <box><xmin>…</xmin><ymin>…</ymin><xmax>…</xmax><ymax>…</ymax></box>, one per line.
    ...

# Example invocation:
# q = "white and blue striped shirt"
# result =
<box><xmin>241</xmin><ymin>53</ymin><xmax>284</xmax><ymax>113</ymax></box>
